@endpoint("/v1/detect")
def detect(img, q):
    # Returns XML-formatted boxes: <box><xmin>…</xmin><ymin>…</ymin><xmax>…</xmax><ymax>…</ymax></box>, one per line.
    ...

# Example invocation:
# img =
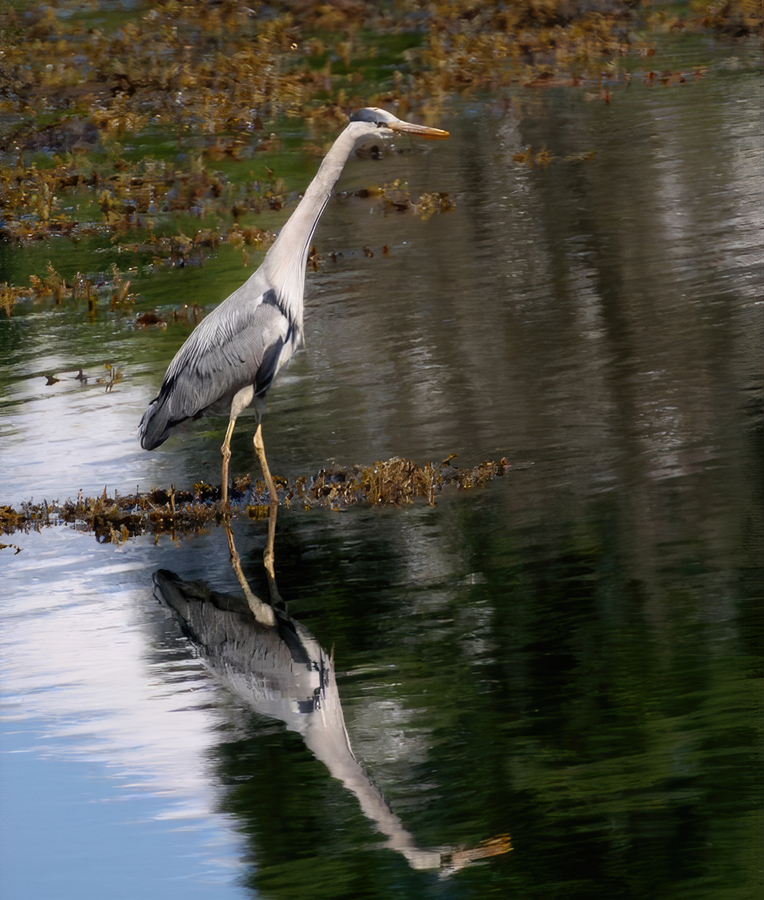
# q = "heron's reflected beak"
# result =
<box><xmin>389</xmin><ymin>121</ymin><xmax>450</xmax><ymax>140</ymax></box>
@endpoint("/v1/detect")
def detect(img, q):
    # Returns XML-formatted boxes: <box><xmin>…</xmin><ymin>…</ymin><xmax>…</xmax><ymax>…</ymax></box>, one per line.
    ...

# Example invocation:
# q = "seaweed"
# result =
<box><xmin>2</xmin><ymin>0</ymin><xmax>751</xmax><ymax>283</ymax></box>
<box><xmin>0</xmin><ymin>454</ymin><xmax>516</xmax><ymax>542</ymax></box>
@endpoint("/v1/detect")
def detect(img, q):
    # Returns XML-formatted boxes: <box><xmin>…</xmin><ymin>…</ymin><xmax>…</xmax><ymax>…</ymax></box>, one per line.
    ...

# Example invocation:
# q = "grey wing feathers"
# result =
<box><xmin>140</xmin><ymin>286</ymin><xmax>295</xmax><ymax>450</ymax></box>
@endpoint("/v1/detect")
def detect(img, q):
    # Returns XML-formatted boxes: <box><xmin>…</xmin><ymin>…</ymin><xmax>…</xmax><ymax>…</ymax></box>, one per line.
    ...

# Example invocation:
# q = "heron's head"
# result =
<box><xmin>348</xmin><ymin>108</ymin><xmax>449</xmax><ymax>143</ymax></box>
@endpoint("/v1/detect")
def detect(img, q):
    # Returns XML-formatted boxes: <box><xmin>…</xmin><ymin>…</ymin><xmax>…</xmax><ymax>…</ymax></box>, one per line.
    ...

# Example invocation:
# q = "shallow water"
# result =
<box><xmin>1</xmin><ymin>36</ymin><xmax>762</xmax><ymax>900</ymax></box>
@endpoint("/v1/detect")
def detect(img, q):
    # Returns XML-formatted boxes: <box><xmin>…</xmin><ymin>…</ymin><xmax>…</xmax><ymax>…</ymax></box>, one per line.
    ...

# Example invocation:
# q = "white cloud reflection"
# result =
<box><xmin>1</xmin><ymin>527</ymin><xmax>249</xmax><ymax>896</ymax></box>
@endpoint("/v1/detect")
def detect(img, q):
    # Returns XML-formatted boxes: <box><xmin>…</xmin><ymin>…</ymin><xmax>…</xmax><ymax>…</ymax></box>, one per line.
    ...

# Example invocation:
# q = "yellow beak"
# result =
<box><xmin>389</xmin><ymin>120</ymin><xmax>450</xmax><ymax>140</ymax></box>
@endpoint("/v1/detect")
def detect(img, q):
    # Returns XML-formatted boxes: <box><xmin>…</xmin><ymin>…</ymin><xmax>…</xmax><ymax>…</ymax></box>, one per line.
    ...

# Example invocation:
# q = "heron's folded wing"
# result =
<box><xmin>162</xmin><ymin>291</ymin><xmax>292</xmax><ymax>420</ymax></box>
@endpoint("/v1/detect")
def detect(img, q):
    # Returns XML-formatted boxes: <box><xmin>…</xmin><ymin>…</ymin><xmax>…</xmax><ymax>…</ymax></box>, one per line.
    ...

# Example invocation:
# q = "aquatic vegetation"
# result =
<box><xmin>0</xmin><ymin>454</ymin><xmax>513</xmax><ymax>542</ymax></box>
<box><xmin>1</xmin><ymin>0</ymin><xmax>755</xmax><ymax>305</ymax></box>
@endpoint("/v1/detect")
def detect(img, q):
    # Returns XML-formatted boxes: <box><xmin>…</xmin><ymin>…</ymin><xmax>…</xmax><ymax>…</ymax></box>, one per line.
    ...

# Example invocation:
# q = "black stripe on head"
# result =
<box><xmin>350</xmin><ymin>108</ymin><xmax>386</xmax><ymax>124</ymax></box>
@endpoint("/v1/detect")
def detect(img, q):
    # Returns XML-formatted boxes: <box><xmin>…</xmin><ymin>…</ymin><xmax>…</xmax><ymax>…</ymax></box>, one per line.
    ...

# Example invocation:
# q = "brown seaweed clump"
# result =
<box><xmin>0</xmin><ymin>455</ymin><xmax>514</xmax><ymax>544</ymax></box>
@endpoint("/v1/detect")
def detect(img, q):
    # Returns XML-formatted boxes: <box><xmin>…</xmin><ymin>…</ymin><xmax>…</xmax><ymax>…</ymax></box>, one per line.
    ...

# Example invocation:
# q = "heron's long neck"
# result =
<box><xmin>262</xmin><ymin>126</ymin><xmax>356</xmax><ymax>307</ymax></box>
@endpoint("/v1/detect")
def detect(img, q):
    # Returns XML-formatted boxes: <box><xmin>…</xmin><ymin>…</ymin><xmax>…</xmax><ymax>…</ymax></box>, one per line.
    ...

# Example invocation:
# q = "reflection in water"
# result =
<box><xmin>154</xmin><ymin>522</ymin><xmax>511</xmax><ymax>874</ymax></box>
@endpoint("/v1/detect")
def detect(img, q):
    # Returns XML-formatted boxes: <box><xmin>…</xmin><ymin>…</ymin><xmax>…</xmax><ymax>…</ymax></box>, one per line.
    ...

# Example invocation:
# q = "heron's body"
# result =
<box><xmin>139</xmin><ymin>108</ymin><xmax>448</xmax><ymax>508</ymax></box>
<box><xmin>139</xmin><ymin>274</ymin><xmax>298</xmax><ymax>451</ymax></box>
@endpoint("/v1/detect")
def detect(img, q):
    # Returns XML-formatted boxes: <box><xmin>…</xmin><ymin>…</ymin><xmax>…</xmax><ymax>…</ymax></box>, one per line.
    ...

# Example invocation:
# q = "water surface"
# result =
<box><xmin>1</xmin><ymin>35</ymin><xmax>762</xmax><ymax>900</ymax></box>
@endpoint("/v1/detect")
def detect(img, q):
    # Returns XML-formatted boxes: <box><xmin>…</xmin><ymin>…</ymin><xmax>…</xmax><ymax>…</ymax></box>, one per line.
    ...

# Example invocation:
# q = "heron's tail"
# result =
<box><xmin>139</xmin><ymin>395</ymin><xmax>174</xmax><ymax>450</ymax></box>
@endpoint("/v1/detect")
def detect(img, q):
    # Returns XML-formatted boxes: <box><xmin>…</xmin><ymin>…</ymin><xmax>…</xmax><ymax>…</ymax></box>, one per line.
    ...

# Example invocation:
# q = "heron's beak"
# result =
<box><xmin>389</xmin><ymin>120</ymin><xmax>450</xmax><ymax>140</ymax></box>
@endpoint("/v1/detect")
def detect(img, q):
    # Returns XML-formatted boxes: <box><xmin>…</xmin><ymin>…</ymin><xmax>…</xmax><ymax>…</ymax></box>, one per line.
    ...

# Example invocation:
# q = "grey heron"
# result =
<box><xmin>139</xmin><ymin>108</ymin><xmax>449</xmax><ymax>527</ymax></box>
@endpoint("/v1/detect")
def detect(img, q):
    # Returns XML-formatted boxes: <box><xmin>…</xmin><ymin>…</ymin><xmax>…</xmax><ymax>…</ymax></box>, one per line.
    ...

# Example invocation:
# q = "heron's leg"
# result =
<box><xmin>253</xmin><ymin>423</ymin><xmax>280</xmax><ymax>598</ymax></box>
<box><xmin>224</xmin><ymin>522</ymin><xmax>276</xmax><ymax>627</ymax></box>
<box><xmin>220</xmin><ymin>415</ymin><xmax>238</xmax><ymax>506</ymax></box>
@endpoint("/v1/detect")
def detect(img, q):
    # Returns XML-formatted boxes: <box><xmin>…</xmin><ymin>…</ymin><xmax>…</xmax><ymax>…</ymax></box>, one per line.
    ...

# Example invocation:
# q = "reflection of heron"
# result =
<box><xmin>154</xmin><ymin>554</ymin><xmax>512</xmax><ymax>872</ymax></box>
<box><xmin>139</xmin><ymin>108</ymin><xmax>450</xmax><ymax>535</ymax></box>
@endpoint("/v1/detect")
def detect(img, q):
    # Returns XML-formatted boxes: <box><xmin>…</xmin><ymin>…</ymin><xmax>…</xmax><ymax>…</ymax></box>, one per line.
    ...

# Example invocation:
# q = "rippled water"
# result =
<box><xmin>1</xmin><ymin>35</ymin><xmax>762</xmax><ymax>900</ymax></box>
